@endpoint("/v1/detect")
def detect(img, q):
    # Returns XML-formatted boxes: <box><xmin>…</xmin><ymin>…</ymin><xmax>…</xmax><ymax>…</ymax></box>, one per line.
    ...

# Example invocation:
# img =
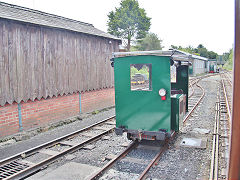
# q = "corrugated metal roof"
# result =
<box><xmin>0</xmin><ymin>1</ymin><xmax>121</xmax><ymax>41</ymax></box>
<box><xmin>113</xmin><ymin>49</ymin><xmax>209</xmax><ymax>62</ymax></box>
<box><xmin>172</xmin><ymin>49</ymin><xmax>208</xmax><ymax>61</ymax></box>
<box><xmin>113</xmin><ymin>50</ymin><xmax>193</xmax><ymax>62</ymax></box>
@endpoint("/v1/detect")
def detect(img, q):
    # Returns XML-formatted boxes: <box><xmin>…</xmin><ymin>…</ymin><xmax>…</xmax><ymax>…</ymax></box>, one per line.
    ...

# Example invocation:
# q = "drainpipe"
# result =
<box><xmin>17</xmin><ymin>103</ymin><xmax>23</xmax><ymax>131</ymax></box>
<box><xmin>79</xmin><ymin>92</ymin><xmax>82</xmax><ymax>114</ymax></box>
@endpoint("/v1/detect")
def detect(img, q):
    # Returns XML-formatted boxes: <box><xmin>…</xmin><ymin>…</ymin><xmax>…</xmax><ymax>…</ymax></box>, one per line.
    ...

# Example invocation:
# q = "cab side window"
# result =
<box><xmin>130</xmin><ymin>64</ymin><xmax>152</xmax><ymax>91</ymax></box>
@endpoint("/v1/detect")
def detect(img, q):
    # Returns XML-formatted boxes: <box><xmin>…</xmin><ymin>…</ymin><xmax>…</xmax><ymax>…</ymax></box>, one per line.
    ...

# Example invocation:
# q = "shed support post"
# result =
<box><xmin>17</xmin><ymin>103</ymin><xmax>23</xmax><ymax>132</ymax></box>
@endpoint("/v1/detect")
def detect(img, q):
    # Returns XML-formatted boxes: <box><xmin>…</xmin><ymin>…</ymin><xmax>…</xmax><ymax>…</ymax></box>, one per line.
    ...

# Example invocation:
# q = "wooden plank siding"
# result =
<box><xmin>0</xmin><ymin>19</ymin><xmax>119</xmax><ymax>106</ymax></box>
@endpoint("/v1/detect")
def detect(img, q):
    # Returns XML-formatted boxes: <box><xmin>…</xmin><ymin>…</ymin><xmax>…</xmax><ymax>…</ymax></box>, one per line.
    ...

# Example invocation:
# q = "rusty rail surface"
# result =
<box><xmin>209</xmin><ymin>102</ymin><xmax>220</xmax><ymax>180</ymax></box>
<box><xmin>183</xmin><ymin>82</ymin><xmax>205</xmax><ymax>123</ymax></box>
<box><xmin>88</xmin><ymin>140</ymin><xmax>139</xmax><ymax>180</ymax></box>
<box><xmin>221</xmin><ymin>74</ymin><xmax>232</xmax><ymax>120</ymax></box>
<box><xmin>0</xmin><ymin>116</ymin><xmax>115</xmax><ymax>179</ymax></box>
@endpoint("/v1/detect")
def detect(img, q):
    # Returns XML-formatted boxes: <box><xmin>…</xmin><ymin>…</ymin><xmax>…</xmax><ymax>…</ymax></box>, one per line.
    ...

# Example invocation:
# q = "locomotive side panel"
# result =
<box><xmin>114</xmin><ymin>55</ymin><xmax>171</xmax><ymax>136</ymax></box>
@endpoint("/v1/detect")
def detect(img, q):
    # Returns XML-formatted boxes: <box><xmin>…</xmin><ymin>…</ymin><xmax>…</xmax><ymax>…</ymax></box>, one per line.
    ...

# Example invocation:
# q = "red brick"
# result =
<box><xmin>0</xmin><ymin>88</ymin><xmax>115</xmax><ymax>138</ymax></box>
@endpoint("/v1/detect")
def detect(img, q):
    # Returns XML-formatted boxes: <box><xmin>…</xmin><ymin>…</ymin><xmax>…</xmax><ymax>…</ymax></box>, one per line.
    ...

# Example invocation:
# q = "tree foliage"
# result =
<box><xmin>131</xmin><ymin>65</ymin><xmax>149</xmax><ymax>78</ymax></box>
<box><xmin>134</xmin><ymin>32</ymin><xmax>163</xmax><ymax>51</ymax></box>
<box><xmin>223</xmin><ymin>48</ymin><xmax>233</xmax><ymax>70</ymax></box>
<box><xmin>171</xmin><ymin>45</ymin><xmax>199</xmax><ymax>55</ymax></box>
<box><xmin>107</xmin><ymin>0</ymin><xmax>151</xmax><ymax>51</ymax></box>
<box><xmin>171</xmin><ymin>44</ymin><xmax>218</xmax><ymax>59</ymax></box>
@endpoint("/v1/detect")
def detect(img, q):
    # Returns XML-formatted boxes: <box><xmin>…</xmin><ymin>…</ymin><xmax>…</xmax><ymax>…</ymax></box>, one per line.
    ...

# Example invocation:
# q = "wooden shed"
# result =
<box><xmin>0</xmin><ymin>2</ymin><xmax>121</xmax><ymax>137</ymax></box>
<box><xmin>0</xmin><ymin>2</ymin><xmax>121</xmax><ymax>106</ymax></box>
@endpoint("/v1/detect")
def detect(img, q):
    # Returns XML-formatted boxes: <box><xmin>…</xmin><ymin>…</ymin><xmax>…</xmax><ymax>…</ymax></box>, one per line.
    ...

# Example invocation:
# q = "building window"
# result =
<box><xmin>130</xmin><ymin>64</ymin><xmax>152</xmax><ymax>91</ymax></box>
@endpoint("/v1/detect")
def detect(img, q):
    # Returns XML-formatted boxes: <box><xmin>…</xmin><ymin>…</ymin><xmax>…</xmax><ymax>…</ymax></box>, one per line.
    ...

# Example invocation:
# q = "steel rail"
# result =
<box><xmin>5</xmin><ymin>128</ymin><xmax>114</xmax><ymax>180</ymax></box>
<box><xmin>188</xmin><ymin>80</ymin><xmax>195</xmax><ymax>98</ymax></box>
<box><xmin>137</xmin><ymin>142</ymin><xmax>168</xmax><ymax>180</ymax></box>
<box><xmin>0</xmin><ymin>115</ymin><xmax>115</xmax><ymax>166</ymax></box>
<box><xmin>137</xmin><ymin>76</ymin><xmax>208</xmax><ymax>180</ymax></box>
<box><xmin>225</xmin><ymin>72</ymin><xmax>233</xmax><ymax>87</ymax></box>
<box><xmin>183</xmin><ymin>82</ymin><xmax>205</xmax><ymax>123</ymax></box>
<box><xmin>209</xmin><ymin>102</ymin><xmax>219</xmax><ymax>180</ymax></box>
<box><xmin>214</xmin><ymin>102</ymin><xmax>220</xmax><ymax>180</ymax></box>
<box><xmin>0</xmin><ymin>116</ymin><xmax>115</xmax><ymax>179</ymax></box>
<box><xmin>87</xmin><ymin>74</ymin><xmax>211</xmax><ymax>180</ymax></box>
<box><xmin>221</xmin><ymin>76</ymin><xmax>232</xmax><ymax>121</ymax></box>
<box><xmin>87</xmin><ymin>140</ymin><xmax>138</xmax><ymax>180</ymax></box>
<box><xmin>188</xmin><ymin>73</ymin><xmax>216</xmax><ymax>98</ymax></box>
<box><xmin>137</xmin><ymin>74</ymin><xmax>216</xmax><ymax>180</ymax></box>
<box><xmin>209</xmin><ymin>74</ymin><xmax>232</xmax><ymax>180</ymax></box>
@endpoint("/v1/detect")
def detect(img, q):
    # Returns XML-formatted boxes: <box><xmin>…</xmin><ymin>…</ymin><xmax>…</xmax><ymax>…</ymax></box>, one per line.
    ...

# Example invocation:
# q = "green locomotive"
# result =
<box><xmin>111</xmin><ymin>50</ymin><xmax>192</xmax><ymax>141</ymax></box>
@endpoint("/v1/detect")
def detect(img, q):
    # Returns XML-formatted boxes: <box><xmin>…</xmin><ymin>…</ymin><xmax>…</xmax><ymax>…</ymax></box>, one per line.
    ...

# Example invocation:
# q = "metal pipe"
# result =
<box><xmin>79</xmin><ymin>92</ymin><xmax>82</xmax><ymax>114</ymax></box>
<box><xmin>17</xmin><ymin>103</ymin><xmax>23</xmax><ymax>132</ymax></box>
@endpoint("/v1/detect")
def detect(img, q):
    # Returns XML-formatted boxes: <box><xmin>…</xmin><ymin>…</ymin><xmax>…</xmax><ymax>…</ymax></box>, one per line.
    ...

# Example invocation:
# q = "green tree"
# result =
<box><xmin>171</xmin><ymin>44</ymin><xmax>219</xmax><ymax>58</ymax></box>
<box><xmin>134</xmin><ymin>32</ymin><xmax>163</xmax><ymax>51</ymax></box>
<box><xmin>208</xmin><ymin>51</ymin><xmax>218</xmax><ymax>59</ymax></box>
<box><xmin>223</xmin><ymin>48</ymin><xmax>233</xmax><ymax>70</ymax></box>
<box><xmin>170</xmin><ymin>45</ymin><xmax>199</xmax><ymax>55</ymax></box>
<box><xmin>107</xmin><ymin>0</ymin><xmax>151</xmax><ymax>51</ymax></box>
<box><xmin>198</xmin><ymin>47</ymin><xmax>209</xmax><ymax>58</ymax></box>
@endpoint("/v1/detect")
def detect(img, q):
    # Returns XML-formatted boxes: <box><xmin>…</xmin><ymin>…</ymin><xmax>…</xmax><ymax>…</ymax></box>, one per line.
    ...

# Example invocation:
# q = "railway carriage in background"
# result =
<box><xmin>111</xmin><ymin>50</ymin><xmax>192</xmax><ymax>141</ymax></box>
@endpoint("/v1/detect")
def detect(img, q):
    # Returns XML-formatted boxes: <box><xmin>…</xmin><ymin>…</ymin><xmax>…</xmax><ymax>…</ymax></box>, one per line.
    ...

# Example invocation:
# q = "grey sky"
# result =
<box><xmin>1</xmin><ymin>0</ymin><xmax>234</xmax><ymax>54</ymax></box>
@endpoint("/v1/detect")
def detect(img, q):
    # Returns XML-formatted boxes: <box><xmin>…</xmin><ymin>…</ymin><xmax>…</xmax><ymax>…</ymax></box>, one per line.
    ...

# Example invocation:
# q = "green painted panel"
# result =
<box><xmin>189</xmin><ymin>65</ymin><xmax>193</xmax><ymax>75</ymax></box>
<box><xmin>114</xmin><ymin>55</ymin><xmax>171</xmax><ymax>133</ymax></box>
<box><xmin>171</xmin><ymin>94</ymin><xmax>181</xmax><ymax>131</ymax></box>
<box><xmin>171</xmin><ymin>65</ymin><xmax>189</xmax><ymax>112</ymax></box>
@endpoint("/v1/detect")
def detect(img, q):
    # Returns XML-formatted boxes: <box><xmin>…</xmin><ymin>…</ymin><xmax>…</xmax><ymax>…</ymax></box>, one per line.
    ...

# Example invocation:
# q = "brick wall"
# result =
<box><xmin>0</xmin><ymin>103</ymin><xmax>19</xmax><ymax>137</ymax></box>
<box><xmin>0</xmin><ymin>88</ymin><xmax>115</xmax><ymax>138</ymax></box>
<box><xmin>82</xmin><ymin>88</ymin><xmax>115</xmax><ymax>113</ymax></box>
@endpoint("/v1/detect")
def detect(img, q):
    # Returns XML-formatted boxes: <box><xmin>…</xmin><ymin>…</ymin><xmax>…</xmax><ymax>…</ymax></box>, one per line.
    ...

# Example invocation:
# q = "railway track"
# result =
<box><xmin>0</xmin><ymin>116</ymin><xmax>116</xmax><ymax>179</ymax></box>
<box><xmin>87</xmin><ymin>75</ymin><xmax>208</xmax><ymax>180</ymax></box>
<box><xmin>184</xmin><ymin>76</ymin><xmax>206</xmax><ymax>123</ymax></box>
<box><xmin>0</xmin><ymin>74</ymin><xmax>212</xmax><ymax>180</ymax></box>
<box><xmin>87</xmin><ymin>140</ymin><xmax>169</xmax><ymax>180</ymax></box>
<box><xmin>209</xmin><ymin>72</ymin><xmax>232</xmax><ymax>180</ymax></box>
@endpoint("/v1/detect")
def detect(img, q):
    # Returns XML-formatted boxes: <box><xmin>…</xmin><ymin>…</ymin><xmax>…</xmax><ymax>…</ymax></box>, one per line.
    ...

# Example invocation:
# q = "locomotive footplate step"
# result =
<box><xmin>179</xmin><ymin>138</ymin><xmax>207</xmax><ymax>149</ymax></box>
<box><xmin>27</xmin><ymin>162</ymin><xmax>100</xmax><ymax>180</ymax></box>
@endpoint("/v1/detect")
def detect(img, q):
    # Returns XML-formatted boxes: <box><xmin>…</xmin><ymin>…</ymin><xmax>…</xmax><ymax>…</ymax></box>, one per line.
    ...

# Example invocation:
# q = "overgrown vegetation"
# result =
<box><xmin>223</xmin><ymin>48</ymin><xmax>233</xmax><ymax>70</ymax></box>
<box><xmin>131</xmin><ymin>66</ymin><xmax>149</xmax><ymax>78</ymax></box>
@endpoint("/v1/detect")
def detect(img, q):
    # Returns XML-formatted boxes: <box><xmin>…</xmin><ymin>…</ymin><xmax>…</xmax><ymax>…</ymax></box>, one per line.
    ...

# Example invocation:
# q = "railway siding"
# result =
<box><xmin>147</xmin><ymin>75</ymin><xmax>220</xmax><ymax>179</ymax></box>
<box><xmin>0</xmin><ymin>74</ymin><xmax>230</xmax><ymax>180</ymax></box>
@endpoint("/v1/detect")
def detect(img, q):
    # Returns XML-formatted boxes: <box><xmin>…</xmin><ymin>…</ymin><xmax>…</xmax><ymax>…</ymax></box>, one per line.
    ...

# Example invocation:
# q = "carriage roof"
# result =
<box><xmin>112</xmin><ymin>49</ymin><xmax>208</xmax><ymax>62</ymax></box>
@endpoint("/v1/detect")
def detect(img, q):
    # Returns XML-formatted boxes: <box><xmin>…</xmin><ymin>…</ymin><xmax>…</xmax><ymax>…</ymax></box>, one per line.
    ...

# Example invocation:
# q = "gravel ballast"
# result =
<box><xmin>1</xmin><ymin>75</ymin><xmax>222</xmax><ymax>180</ymax></box>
